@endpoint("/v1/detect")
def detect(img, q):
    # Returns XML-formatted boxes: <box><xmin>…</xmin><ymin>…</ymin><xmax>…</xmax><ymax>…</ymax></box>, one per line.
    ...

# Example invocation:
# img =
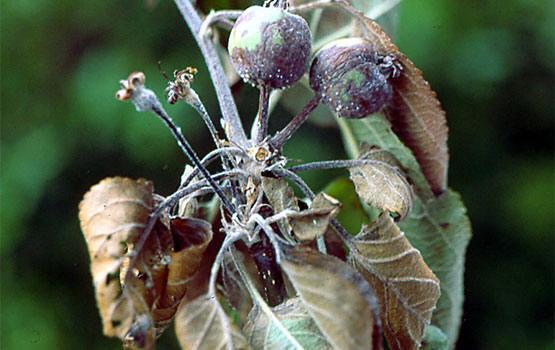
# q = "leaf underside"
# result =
<box><xmin>244</xmin><ymin>297</ymin><xmax>333</xmax><ymax>350</ymax></box>
<box><xmin>175</xmin><ymin>295</ymin><xmax>249</xmax><ymax>350</ymax></box>
<box><xmin>350</xmin><ymin>213</ymin><xmax>440</xmax><ymax>350</ymax></box>
<box><xmin>281</xmin><ymin>247</ymin><xmax>383</xmax><ymax>350</ymax></box>
<box><xmin>349</xmin><ymin>145</ymin><xmax>414</xmax><ymax>219</ymax></box>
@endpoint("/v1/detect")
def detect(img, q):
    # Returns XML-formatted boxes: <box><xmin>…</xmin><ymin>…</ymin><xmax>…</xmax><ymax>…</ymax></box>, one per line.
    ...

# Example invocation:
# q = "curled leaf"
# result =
<box><xmin>350</xmin><ymin>213</ymin><xmax>441</xmax><ymax>350</ymax></box>
<box><xmin>175</xmin><ymin>295</ymin><xmax>249</xmax><ymax>350</ymax></box>
<box><xmin>349</xmin><ymin>146</ymin><xmax>413</xmax><ymax>219</ymax></box>
<box><xmin>244</xmin><ymin>297</ymin><xmax>333</xmax><ymax>350</ymax></box>
<box><xmin>152</xmin><ymin>217</ymin><xmax>213</xmax><ymax>330</ymax></box>
<box><xmin>289</xmin><ymin>193</ymin><xmax>341</xmax><ymax>241</ymax></box>
<box><xmin>78</xmin><ymin>177</ymin><xmax>159</xmax><ymax>339</ymax></box>
<box><xmin>337</xmin><ymin>2</ymin><xmax>449</xmax><ymax>194</ymax></box>
<box><xmin>281</xmin><ymin>247</ymin><xmax>382</xmax><ymax>350</ymax></box>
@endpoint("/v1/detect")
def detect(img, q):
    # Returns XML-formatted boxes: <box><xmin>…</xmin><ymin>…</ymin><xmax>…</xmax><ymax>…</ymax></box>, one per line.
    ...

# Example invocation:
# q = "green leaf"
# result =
<box><xmin>422</xmin><ymin>325</ymin><xmax>449</xmax><ymax>350</ymax></box>
<box><xmin>244</xmin><ymin>297</ymin><xmax>333</xmax><ymax>350</ymax></box>
<box><xmin>399</xmin><ymin>191</ymin><xmax>471</xmax><ymax>346</ymax></box>
<box><xmin>340</xmin><ymin>115</ymin><xmax>472</xmax><ymax>347</ymax></box>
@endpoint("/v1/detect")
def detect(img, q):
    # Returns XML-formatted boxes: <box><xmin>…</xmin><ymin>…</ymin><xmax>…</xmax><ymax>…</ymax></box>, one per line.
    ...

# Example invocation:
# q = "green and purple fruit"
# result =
<box><xmin>228</xmin><ymin>5</ymin><xmax>312</xmax><ymax>89</ymax></box>
<box><xmin>310</xmin><ymin>38</ymin><xmax>394</xmax><ymax>118</ymax></box>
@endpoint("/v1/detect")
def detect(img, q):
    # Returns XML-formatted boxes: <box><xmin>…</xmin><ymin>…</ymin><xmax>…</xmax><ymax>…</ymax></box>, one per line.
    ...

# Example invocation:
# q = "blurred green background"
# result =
<box><xmin>1</xmin><ymin>0</ymin><xmax>553</xmax><ymax>349</ymax></box>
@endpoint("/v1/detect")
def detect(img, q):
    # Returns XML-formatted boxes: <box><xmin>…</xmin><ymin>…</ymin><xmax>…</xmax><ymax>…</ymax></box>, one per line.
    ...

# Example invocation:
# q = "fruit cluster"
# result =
<box><xmin>228</xmin><ymin>1</ymin><xmax>401</xmax><ymax>118</ymax></box>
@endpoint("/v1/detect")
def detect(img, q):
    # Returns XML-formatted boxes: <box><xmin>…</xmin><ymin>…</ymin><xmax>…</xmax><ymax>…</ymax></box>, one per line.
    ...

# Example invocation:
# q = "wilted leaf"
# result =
<box><xmin>350</xmin><ymin>213</ymin><xmax>440</xmax><ymax>350</ymax></box>
<box><xmin>244</xmin><ymin>297</ymin><xmax>333</xmax><ymax>350</ymax></box>
<box><xmin>152</xmin><ymin>217</ymin><xmax>213</xmax><ymax>330</ymax></box>
<box><xmin>342</xmin><ymin>116</ymin><xmax>472</xmax><ymax>347</ymax></box>
<box><xmin>349</xmin><ymin>146</ymin><xmax>413</xmax><ymax>219</ymax></box>
<box><xmin>281</xmin><ymin>247</ymin><xmax>382</xmax><ymax>350</ymax></box>
<box><xmin>399</xmin><ymin>192</ymin><xmax>471</xmax><ymax>346</ymax></box>
<box><xmin>262</xmin><ymin>177</ymin><xmax>299</xmax><ymax>239</ymax></box>
<box><xmin>341</xmin><ymin>115</ymin><xmax>433</xmax><ymax>199</ymax></box>
<box><xmin>335</xmin><ymin>3</ymin><xmax>449</xmax><ymax>195</ymax></box>
<box><xmin>175</xmin><ymin>295</ymin><xmax>249</xmax><ymax>350</ymax></box>
<box><xmin>289</xmin><ymin>193</ymin><xmax>341</xmax><ymax>241</ymax></box>
<box><xmin>78</xmin><ymin>177</ymin><xmax>161</xmax><ymax>340</ymax></box>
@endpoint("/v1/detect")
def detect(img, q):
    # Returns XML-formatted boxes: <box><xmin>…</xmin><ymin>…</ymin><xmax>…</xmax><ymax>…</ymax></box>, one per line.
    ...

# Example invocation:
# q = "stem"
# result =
<box><xmin>173</xmin><ymin>0</ymin><xmax>248</xmax><ymax>146</ymax></box>
<box><xmin>190</xmin><ymin>97</ymin><xmax>221</xmax><ymax>148</ymax></box>
<box><xmin>150</xmin><ymin>103</ymin><xmax>234</xmax><ymax>213</ymax></box>
<box><xmin>208</xmin><ymin>235</ymin><xmax>239</xmax><ymax>297</ymax></box>
<box><xmin>270</xmin><ymin>95</ymin><xmax>320</xmax><ymax>150</ymax></box>
<box><xmin>253</xmin><ymin>86</ymin><xmax>271</xmax><ymax>144</ymax></box>
<box><xmin>200</xmin><ymin>10</ymin><xmax>243</xmax><ymax>35</ymax></box>
<box><xmin>288</xmin><ymin>159</ymin><xmax>378</xmax><ymax>172</ymax></box>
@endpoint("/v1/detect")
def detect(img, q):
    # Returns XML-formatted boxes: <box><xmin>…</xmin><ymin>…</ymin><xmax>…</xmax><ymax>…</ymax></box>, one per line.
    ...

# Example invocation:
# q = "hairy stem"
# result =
<box><xmin>190</xmin><ymin>97</ymin><xmax>222</xmax><ymax>147</ymax></box>
<box><xmin>288</xmin><ymin>159</ymin><xmax>380</xmax><ymax>172</ymax></box>
<box><xmin>270</xmin><ymin>95</ymin><xmax>320</xmax><ymax>150</ymax></box>
<box><xmin>200</xmin><ymin>10</ymin><xmax>243</xmax><ymax>35</ymax></box>
<box><xmin>174</xmin><ymin>0</ymin><xmax>248</xmax><ymax>146</ymax></box>
<box><xmin>252</xmin><ymin>86</ymin><xmax>271</xmax><ymax>144</ymax></box>
<box><xmin>150</xmin><ymin>103</ymin><xmax>234</xmax><ymax>213</ymax></box>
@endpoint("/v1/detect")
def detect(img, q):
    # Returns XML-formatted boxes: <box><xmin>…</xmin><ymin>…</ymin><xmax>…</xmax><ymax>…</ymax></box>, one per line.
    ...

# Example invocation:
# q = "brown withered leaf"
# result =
<box><xmin>349</xmin><ymin>146</ymin><xmax>414</xmax><ymax>219</ymax></box>
<box><xmin>281</xmin><ymin>247</ymin><xmax>382</xmax><ymax>350</ymax></box>
<box><xmin>289</xmin><ymin>193</ymin><xmax>341</xmax><ymax>241</ymax></box>
<box><xmin>335</xmin><ymin>2</ymin><xmax>449</xmax><ymax>195</ymax></box>
<box><xmin>261</xmin><ymin>177</ymin><xmax>299</xmax><ymax>239</ymax></box>
<box><xmin>175</xmin><ymin>295</ymin><xmax>249</xmax><ymax>350</ymax></box>
<box><xmin>79</xmin><ymin>177</ymin><xmax>162</xmax><ymax>340</ymax></box>
<box><xmin>152</xmin><ymin>217</ymin><xmax>213</xmax><ymax>331</ymax></box>
<box><xmin>349</xmin><ymin>213</ymin><xmax>441</xmax><ymax>350</ymax></box>
<box><xmin>243</xmin><ymin>297</ymin><xmax>333</xmax><ymax>350</ymax></box>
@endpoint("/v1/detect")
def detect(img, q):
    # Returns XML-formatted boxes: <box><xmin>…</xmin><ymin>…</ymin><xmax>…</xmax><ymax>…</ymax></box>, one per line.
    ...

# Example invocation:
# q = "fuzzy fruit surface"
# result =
<box><xmin>228</xmin><ymin>6</ymin><xmax>311</xmax><ymax>89</ymax></box>
<box><xmin>310</xmin><ymin>38</ymin><xmax>393</xmax><ymax>118</ymax></box>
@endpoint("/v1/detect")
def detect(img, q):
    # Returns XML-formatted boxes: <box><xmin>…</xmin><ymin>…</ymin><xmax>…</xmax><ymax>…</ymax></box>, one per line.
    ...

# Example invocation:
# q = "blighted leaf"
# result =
<box><xmin>349</xmin><ymin>146</ymin><xmax>413</xmax><ymax>219</ymax></box>
<box><xmin>281</xmin><ymin>247</ymin><xmax>382</xmax><ymax>350</ymax></box>
<box><xmin>244</xmin><ymin>297</ymin><xmax>333</xmax><ymax>350</ymax></box>
<box><xmin>341</xmin><ymin>115</ymin><xmax>433</xmax><ymax>198</ymax></box>
<box><xmin>342</xmin><ymin>116</ymin><xmax>472</xmax><ymax>347</ymax></box>
<box><xmin>335</xmin><ymin>2</ymin><xmax>449</xmax><ymax>194</ymax></box>
<box><xmin>399</xmin><ymin>192</ymin><xmax>471</xmax><ymax>346</ymax></box>
<box><xmin>289</xmin><ymin>193</ymin><xmax>341</xmax><ymax>241</ymax></box>
<box><xmin>350</xmin><ymin>213</ymin><xmax>440</xmax><ymax>350</ymax></box>
<box><xmin>152</xmin><ymin>217</ymin><xmax>213</xmax><ymax>330</ymax></box>
<box><xmin>78</xmin><ymin>177</ymin><xmax>161</xmax><ymax>340</ymax></box>
<box><xmin>262</xmin><ymin>177</ymin><xmax>299</xmax><ymax>239</ymax></box>
<box><xmin>174</xmin><ymin>295</ymin><xmax>249</xmax><ymax>350</ymax></box>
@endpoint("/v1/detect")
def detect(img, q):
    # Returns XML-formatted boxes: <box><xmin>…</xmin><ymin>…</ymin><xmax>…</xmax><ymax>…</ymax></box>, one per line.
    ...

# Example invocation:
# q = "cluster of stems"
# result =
<box><xmin>120</xmin><ymin>0</ymin><xmax>397</xmax><ymax>315</ymax></box>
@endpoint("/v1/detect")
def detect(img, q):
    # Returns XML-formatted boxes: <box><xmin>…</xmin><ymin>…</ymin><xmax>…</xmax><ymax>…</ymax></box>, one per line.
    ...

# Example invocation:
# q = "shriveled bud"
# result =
<box><xmin>310</xmin><ymin>38</ymin><xmax>397</xmax><ymax>118</ymax></box>
<box><xmin>228</xmin><ymin>4</ymin><xmax>312</xmax><ymax>89</ymax></box>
